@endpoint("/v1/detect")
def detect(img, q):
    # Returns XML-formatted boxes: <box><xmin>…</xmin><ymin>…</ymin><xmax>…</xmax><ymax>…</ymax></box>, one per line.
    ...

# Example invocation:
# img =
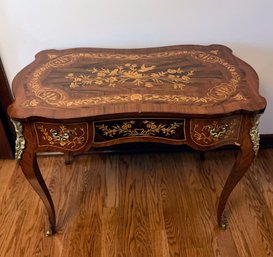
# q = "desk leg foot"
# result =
<box><xmin>20</xmin><ymin>150</ymin><xmax>56</xmax><ymax>235</ymax></box>
<box><xmin>46</xmin><ymin>222</ymin><xmax>55</xmax><ymax>236</ymax></box>
<box><xmin>217</xmin><ymin>118</ymin><xmax>256</xmax><ymax>229</ymax></box>
<box><xmin>219</xmin><ymin>214</ymin><xmax>228</xmax><ymax>230</ymax></box>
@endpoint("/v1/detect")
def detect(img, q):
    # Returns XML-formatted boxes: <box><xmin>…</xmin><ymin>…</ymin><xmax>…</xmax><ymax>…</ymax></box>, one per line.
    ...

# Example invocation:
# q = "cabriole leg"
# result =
<box><xmin>11</xmin><ymin>120</ymin><xmax>56</xmax><ymax>235</ymax></box>
<box><xmin>20</xmin><ymin>149</ymin><xmax>56</xmax><ymax>235</ymax></box>
<box><xmin>20</xmin><ymin>150</ymin><xmax>56</xmax><ymax>235</ymax></box>
<box><xmin>217</xmin><ymin>115</ymin><xmax>260</xmax><ymax>229</ymax></box>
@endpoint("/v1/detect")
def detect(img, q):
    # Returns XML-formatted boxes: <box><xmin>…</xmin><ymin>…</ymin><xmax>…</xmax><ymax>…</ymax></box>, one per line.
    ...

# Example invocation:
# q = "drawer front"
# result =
<box><xmin>190</xmin><ymin>116</ymin><xmax>242</xmax><ymax>147</ymax></box>
<box><xmin>34</xmin><ymin>122</ymin><xmax>89</xmax><ymax>151</ymax></box>
<box><xmin>93</xmin><ymin>118</ymin><xmax>186</xmax><ymax>146</ymax></box>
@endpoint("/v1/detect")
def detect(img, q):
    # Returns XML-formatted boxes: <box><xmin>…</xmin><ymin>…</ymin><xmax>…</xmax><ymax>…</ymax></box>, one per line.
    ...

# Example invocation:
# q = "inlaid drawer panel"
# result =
<box><xmin>190</xmin><ymin>116</ymin><xmax>242</xmax><ymax>147</ymax></box>
<box><xmin>34</xmin><ymin>122</ymin><xmax>89</xmax><ymax>151</ymax></box>
<box><xmin>93</xmin><ymin>118</ymin><xmax>186</xmax><ymax>145</ymax></box>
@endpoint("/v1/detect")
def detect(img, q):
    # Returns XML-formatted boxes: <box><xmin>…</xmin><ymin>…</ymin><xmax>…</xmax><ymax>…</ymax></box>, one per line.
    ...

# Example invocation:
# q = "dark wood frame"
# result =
<box><xmin>0</xmin><ymin>58</ymin><xmax>14</xmax><ymax>158</ymax></box>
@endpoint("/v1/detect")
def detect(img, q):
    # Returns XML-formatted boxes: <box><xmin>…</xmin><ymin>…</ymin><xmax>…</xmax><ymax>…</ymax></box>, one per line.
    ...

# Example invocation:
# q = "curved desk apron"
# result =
<box><xmin>8</xmin><ymin>45</ymin><xmax>266</xmax><ymax>235</ymax></box>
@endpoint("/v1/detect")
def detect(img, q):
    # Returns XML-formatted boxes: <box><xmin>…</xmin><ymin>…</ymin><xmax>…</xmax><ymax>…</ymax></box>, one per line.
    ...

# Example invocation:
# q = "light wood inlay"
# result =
<box><xmin>93</xmin><ymin>118</ymin><xmax>186</xmax><ymax>146</ymax></box>
<box><xmin>34</xmin><ymin>122</ymin><xmax>89</xmax><ymax>151</ymax></box>
<box><xmin>8</xmin><ymin>45</ymin><xmax>266</xmax><ymax>120</ymax></box>
<box><xmin>190</xmin><ymin>116</ymin><xmax>242</xmax><ymax>147</ymax></box>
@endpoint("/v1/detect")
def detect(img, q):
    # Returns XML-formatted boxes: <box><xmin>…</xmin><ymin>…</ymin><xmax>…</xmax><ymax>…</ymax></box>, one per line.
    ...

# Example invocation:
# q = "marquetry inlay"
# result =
<box><xmin>190</xmin><ymin>116</ymin><xmax>242</xmax><ymax>147</ymax></box>
<box><xmin>93</xmin><ymin>118</ymin><xmax>186</xmax><ymax>144</ymax></box>
<box><xmin>21</xmin><ymin>49</ymin><xmax>244</xmax><ymax>109</ymax></box>
<box><xmin>34</xmin><ymin>122</ymin><xmax>89</xmax><ymax>151</ymax></box>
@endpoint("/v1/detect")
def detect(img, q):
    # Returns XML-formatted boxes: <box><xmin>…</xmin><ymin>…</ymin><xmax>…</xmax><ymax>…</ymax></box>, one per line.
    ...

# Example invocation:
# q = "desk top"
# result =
<box><xmin>8</xmin><ymin>45</ymin><xmax>266</xmax><ymax>120</ymax></box>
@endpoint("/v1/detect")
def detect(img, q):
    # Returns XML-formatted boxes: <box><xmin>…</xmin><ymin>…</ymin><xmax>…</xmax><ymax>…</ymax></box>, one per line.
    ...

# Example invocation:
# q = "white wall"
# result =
<box><xmin>0</xmin><ymin>0</ymin><xmax>272</xmax><ymax>133</ymax></box>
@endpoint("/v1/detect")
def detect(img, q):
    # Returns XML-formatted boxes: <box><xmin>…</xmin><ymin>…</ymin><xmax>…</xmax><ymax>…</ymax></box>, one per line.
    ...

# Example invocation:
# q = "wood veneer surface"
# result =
<box><xmin>8</xmin><ymin>45</ymin><xmax>266</xmax><ymax>120</ymax></box>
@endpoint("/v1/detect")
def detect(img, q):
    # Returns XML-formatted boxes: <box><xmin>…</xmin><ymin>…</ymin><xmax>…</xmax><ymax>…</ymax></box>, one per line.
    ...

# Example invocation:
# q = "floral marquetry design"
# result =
<box><xmin>34</xmin><ymin>122</ymin><xmax>89</xmax><ymax>151</ymax></box>
<box><xmin>19</xmin><ymin>48</ymin><xmax>247</xmax><ymax>110</ymax></box>
<box><xmin>66</xmin><ymin>64</ymin><xmax>195</xmax><ymax>90</ymax></box>
<box><xmin>93</xmin><ymin>118</ymin><xmax>186</xmax><ymax>144</ymax></box>
<box><xmin>96</xmin><ymin>120</ymin><xmax>181</xmax><ymax>137</ymax></box>
<box><xmin>190</xmin><ymin>117</ymin><xmax>242</xmax><ymax>147</ymax></box>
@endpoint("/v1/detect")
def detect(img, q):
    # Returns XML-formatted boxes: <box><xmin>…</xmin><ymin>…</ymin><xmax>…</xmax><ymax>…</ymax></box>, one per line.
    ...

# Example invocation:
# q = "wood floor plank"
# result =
<box><xmin>116</xmin><ymin>154</ymin><xmax>155</xmax><ymax>257</ymax></box>
<box><xmin>0</xmin><ymin>149</ymin><xmax>272</xmax><ymax>257</ymax></box>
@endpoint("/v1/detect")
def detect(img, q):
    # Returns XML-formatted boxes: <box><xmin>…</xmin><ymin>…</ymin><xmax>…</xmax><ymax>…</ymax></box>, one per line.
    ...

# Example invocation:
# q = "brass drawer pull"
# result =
<box><xmin>50</xmin><ymin>128</ymin><xmax>70</xmax><ymax>142</ymax></box>
<box><xmin>209</xmin><ymin>124</ymin><xmax>228</xmax><ymax>138</ymax></box>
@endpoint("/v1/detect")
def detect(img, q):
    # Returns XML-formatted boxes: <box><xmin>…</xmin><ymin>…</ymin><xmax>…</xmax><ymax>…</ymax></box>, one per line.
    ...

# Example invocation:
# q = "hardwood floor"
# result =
<box><xmin>0</xmin><ymin>149</ymin><xmax>272</xmax><ymax>257</ymax></box>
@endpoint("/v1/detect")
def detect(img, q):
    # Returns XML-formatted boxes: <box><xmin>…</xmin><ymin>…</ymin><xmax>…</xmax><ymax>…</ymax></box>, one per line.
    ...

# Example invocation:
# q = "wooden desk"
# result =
<box><xmin>8</xmin><ymin>45</ymin><xmax>266</xmax><ymax>235</ymax></box>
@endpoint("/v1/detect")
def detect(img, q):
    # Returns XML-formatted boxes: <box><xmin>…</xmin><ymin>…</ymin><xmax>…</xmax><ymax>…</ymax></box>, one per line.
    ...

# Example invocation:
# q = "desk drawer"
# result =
<box><xmin>190</xmin><ymin>116</ymin><xmax>242</xmax><ymax>147</ymax></box>
<box><xmin>34</xmin><ymin>122</ymin><xmax>89</xmax><ymax>151</ymax></box>
<box><xmin>93</xmin><ymin>118</ymin><xmax>186</xmax><ymax>146</ymax></box>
